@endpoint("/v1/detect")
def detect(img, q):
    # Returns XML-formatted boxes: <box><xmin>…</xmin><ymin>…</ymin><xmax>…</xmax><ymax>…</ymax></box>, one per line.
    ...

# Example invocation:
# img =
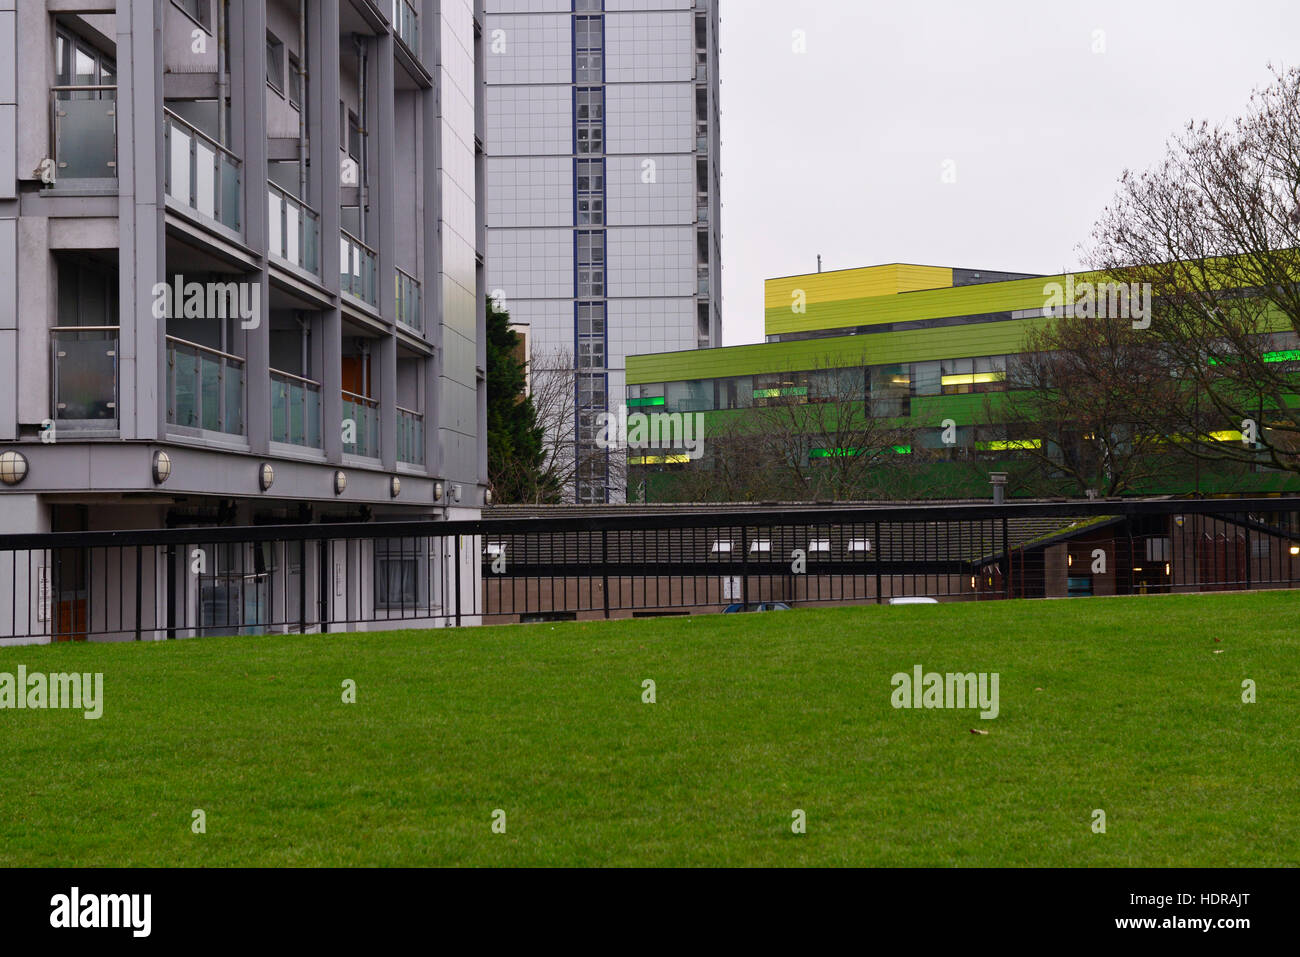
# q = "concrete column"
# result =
<box><xmin>233</xmin><ymin>0</ymin><xmax>270</xmax><ymax>454</ymax></box>
<box><xmin>375</xmin><ymin>32</ymin><xmax>397</xmax><ymax>471</ymax></box>
<box><xmin>116</xmin><ymin>0</ymin><xmax>166</xmax><ymax>442</ymax></box>
<box><xmin>421</xmin><ymin>6</ymin><xmax>442</xmax><ymax>479</ymax></box>
<box><xmin>313</xmin><ymin>0</ymin><xmax>343</xmax><ymax>464</ymax></box>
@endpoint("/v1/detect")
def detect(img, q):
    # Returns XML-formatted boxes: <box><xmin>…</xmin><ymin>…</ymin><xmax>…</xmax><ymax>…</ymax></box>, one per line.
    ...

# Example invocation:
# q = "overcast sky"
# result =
<box><xmin>716</xmin><ymin>0</ymin><xmax>1300</xmax><ymax>345</ymax></box>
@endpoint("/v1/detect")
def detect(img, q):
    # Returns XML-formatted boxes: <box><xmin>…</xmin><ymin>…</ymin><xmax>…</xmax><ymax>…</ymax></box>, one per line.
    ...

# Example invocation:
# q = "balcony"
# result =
<box><xmin>396</xmin><ymin>406</ymin><xmax>424</xmax><ymax>466</ymax></box>
<box><xmin>167</xmin><ymin>336</ymin><xmax>245</xmax><ymax>436</ymax></box>
<box><xmin>50</xmin><ymin>326</ymin><xmax>118</xmax><ymax>430</ymax></box>
<box><xmin>342</xmin><ymin>391</ymin><xmax>379</xmax><ymax>458</ymax></box>
<box><xmin>268</xmin><ymin>182</ymin><xmax>320</xmax><ymax>274</ymax></box>
<box><xmin>270</xmin><ymin>370</ymin><xmax>322</xmax><ymax>448</ymax></box>
<box><xmin>340</xmin><ymin>230</ymin><xmax>378</xmax><ymax>306</ymax></box>
<box><xmin>164</xmin><ymin>108</ymin><xmax>242</xmax><ymax>232</ymax></box>
<box><xmin>392</xmin><ymin>0</ymin><xmax>420</xmax><ymax>57</ymax></box>
<box><xmin>395</xmin><ymin>267</ymin><xmax>422</xmax><ymax>332</ymax></box>
<box><xmin>50</xmin><ymin>87</ymin><xmax>117</xmax><ymax>185</ymax></box>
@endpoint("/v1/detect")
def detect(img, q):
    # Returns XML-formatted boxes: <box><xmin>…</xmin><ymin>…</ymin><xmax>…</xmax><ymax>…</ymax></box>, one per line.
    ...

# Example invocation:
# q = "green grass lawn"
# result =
<box><xmin>1</xmin><ymin>591</ymin><xmax>1296</xmax><ymax>867</ymax></box>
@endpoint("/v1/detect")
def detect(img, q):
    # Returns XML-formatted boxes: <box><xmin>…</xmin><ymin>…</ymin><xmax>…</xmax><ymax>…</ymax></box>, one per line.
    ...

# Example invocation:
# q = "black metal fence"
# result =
<box><xmin>0</xmin><ymin>497</ymin><xmax>1297</xmax><ymax>643</ymax></box>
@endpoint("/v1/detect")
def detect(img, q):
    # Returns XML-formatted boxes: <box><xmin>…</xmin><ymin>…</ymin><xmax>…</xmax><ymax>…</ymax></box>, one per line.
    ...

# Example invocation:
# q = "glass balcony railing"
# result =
<box><xmin>167</xmin><ymin>336</ymin><xmax>245</xmax><ymax>436</ymax></box>
<box><xmin>340</xmin><ymin>230</ymin><xmax>378</xmax><ymax>305</ymax></box>
<box><xmin>50</xmin><ymin>87</ymin><xmax>117</xmax><ymax>183</ymax></box>
<box><xmin>51</xmin><ymin>326</ymin><xmax>119</xmax><ymax>429</ymax></box>
<box><xmin>270</xmin><ymin>369</ymin><xmax>322</xmax><ymax>448</ymax></box>
<box><xmin>268</xmin><ymin>182</ymin><xmax>320</xmax><ymax>274</ymax></box>
<box><xmin>395</xmin><ymin>267</ymin><xmax>422</xmax><ymax>332</ymax></box>
<box><xmin>342</xmin><ymin>390</ymin><xmax>380</xmax><ymax>458</ymax></box>
<box><xmin>164</xmin><ymin>108</ymin><xmax>242</xmax><ymax>231</ymax></box>
<box><xmin>392</xmin><ymin>0</ymin><xmax>420</xmax><ymax>57</ymax></box>
<box><xmin>396</xmin><ymin>406</ymin><xmax>424</xmax><ymax>466</ymax></box>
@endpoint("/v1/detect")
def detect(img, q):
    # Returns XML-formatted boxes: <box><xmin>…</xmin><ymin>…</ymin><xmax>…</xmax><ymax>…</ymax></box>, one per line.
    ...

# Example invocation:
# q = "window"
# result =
<box><xmin>710</xmin><ymin>540</ymin><xmax>733</xmax><ymax>554</ymax></box>
<box><xmin>749</xmin><ymin>540</ymin><xmax>772</xmax><ymax>554</ymax></box>
<box><xmin>576</xmin><ymin>159</ymin><xmax>603</xmax><ymax>193</ymax></box>
<box><xmin>287</xmin><ymin>54</ymin><xmax>302</xmax><ymax>109</ymax></box>
<box><xmin>578</xmin><ymin>339</ymin><xmax>605</xmax><ymax>370</ymax></box>
<box><xmin>577</xmin><ymin>303</ymin><xmax>605</xmax><ymax>336</ymax></box>
<box><xmin>576</xmin><ymin>231</ymin><xmax>603</xmax><ymax>265</ymax></box>
<box><xmin>374</xmin><ymin>540</ymin><xmax>425</xmax><ymax>609</ymax></box>
<box><xmin>848</xmin><ymin>539</ymin><xmax>872</xmax><ymax>554</ymax></box>
<box><xmin>577</xmin><ymin>197</ymin><xmax>603</xmax><ymax>225</ymax></box>
<box><xmin>575</xmin><ymin>17</ymin><xmax>603</xmax><ymax>50</ymax></box>
<box><xmin>267</xmin><ymin>33</ymin><xmax>285</xmax><ymax>94</ymax></box>
<box><xmin>576</xmin><ymin>125</ymin><xmax>602</xmax><ymax>154</ymax></box>
<box><xmin>577</xmin><ymin>267</ymin><xmax>604</xmax><ymax>298</ymax></box>
<box><xmin>807</xmin><ymin>540</ymin><xmax>831</xmax><ymax>555</ymax></box>
<box><xmin>575</xmin><ymin>89</ymin><xmax>603</xmax><ymax>122</ymax></box>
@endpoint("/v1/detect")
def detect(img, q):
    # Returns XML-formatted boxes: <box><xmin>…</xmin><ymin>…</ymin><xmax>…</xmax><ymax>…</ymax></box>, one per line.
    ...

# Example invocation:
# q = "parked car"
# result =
<box><xmin>723</xmin><ymin>602</ymin><xmax>793</xmax><ymax>614</ymax></box>
<box><xmin>888</xmin><ymin>597</ymin><xmax>939</xmax><ymax>605</ymax></box>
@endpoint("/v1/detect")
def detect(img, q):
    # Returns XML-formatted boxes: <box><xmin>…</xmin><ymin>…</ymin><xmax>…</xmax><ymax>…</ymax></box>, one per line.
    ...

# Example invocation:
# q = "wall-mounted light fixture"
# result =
<box><xmin>0</xmin><ymin>451</ymin><xmax>29</xmax><ymax>486</ymax></box>
<box><xmin>152</xmin><ymin>450</ymin><xmax>172</xmax><ymax>485</ymax></box>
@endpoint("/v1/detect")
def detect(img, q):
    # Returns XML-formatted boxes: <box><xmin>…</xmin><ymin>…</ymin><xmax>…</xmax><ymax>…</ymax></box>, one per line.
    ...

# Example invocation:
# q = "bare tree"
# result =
<box><xmin>1087</xmin><ymin>64</ymin><xmax>1300</xmax><ymax>475</ymax></box>
<box><xmin>994</xmin><ymin>310</ymin><xmax>1184</xmax><ymax>497</ymax></box>
<box><xmin>516</xmin><ymin>347</ymin><xmax>627</xmax><ymax>504</ymax></box>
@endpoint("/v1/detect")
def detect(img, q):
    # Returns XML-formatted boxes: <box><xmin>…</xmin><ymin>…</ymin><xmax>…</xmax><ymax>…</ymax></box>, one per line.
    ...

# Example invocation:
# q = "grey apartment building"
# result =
<box><xmin>484</xmin><ymin>0</ymin><xmax>721</xmax><ymax>503</ymax></box>
<box><xmin>0</xmin><ymin>0</ymin><xmax>487</xmax><ymax>641</ymax></box>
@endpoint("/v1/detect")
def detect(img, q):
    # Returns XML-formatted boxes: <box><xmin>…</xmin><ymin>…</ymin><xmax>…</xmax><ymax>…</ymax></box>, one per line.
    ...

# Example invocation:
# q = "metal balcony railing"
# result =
<box><xmin>164</xmin><ymin>108</ymin><xmax>242</xmax><ymax>231</ymax></box>
<box><xmin>396</xmin><ymin>406</ymin><xmax>424</xmax><ymax>466</ymax></box>
<box><xmin>395</xmin><ymin>267</ymin><xmax>422</xmax><ymax>332</ymax></box>
<box><xmin>270</xmin><ymin>369</ymin><xmax>322</xmax><ymax>448</ymax></box>
<box><xmin>392</xmin><ymin>0</ymin><xmax>420</xmax><ymax>57</ymax></box>
<box><xmin>167</xmin><ymin>336</ymin><xmax>245</xmax><ymax>436</ymax></box>
<box><xmin>340</xmin><ymin>230</ymin><xmax>378</xmax><ymax>305</ymax></box>
<box><xmin>268</xmin><ymin>182</ymin><xmax>320</xmax><ymax>274</ymax></box>
<box><xmin>342</xmin><ymin>390</ymin><xmax>380</xmax><ymax>458</ymax></box>
<box><xmin>50</xmin><ymin>86</ymin><xmax>117</xmax><ymax>183</ymax></box>
<box><xmin>51</xmin><ymin>326</ymin><xmax>119</xmax><ymax>430</ymax></box>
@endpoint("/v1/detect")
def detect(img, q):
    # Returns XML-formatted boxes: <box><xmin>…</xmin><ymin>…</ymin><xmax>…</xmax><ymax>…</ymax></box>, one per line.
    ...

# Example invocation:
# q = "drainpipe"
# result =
<box><xmin>216</xmin><ymin>0</ymin><xmax>229</xmax><ymax>143</ymax></box>
<box><xmin>298</xmin><ymin>0</ymin><xmax>308</xmax><ymax>199</ymax></box>
<box><xmin>355</xmin><ymin>34</ymin><xmax>368</xmax><ymax>245</ymax></box>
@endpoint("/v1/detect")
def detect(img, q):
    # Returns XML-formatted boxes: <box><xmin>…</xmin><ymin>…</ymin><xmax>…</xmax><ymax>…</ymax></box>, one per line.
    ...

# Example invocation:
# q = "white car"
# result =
<box><xmin>888</xmin><ymin>597</ymin><xmax>939</xmax><ymax>605</ymax></box>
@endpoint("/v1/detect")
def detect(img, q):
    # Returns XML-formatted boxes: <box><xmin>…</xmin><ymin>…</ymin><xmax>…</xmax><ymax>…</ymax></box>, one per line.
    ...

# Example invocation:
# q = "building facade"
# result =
<box><xmin>0</xmin><ymin>0</ymin><xmax>488</xmax><ymax>641</ymax></box>
<box><xmin>625</xmin><ymin>262</ymin><xmax>1300</xmax><ymax>501</ymax></box>
<box><xmin>484</xmin><ymin>0</ymin><xmax>721</xmax><ymax>503</ymax></box>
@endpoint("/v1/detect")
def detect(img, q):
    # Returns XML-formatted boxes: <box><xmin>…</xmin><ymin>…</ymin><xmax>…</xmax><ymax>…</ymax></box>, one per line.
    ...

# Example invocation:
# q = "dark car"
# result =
<box><xmin>722</xmin><ymin>602</ymin><xmax>793</xmax><ymax>614</ymax></box>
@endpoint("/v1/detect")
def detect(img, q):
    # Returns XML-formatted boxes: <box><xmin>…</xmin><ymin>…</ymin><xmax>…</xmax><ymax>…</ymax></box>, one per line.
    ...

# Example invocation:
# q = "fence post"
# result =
<box><xmin>134</xmin><ymin>546</ymin><xmax>142</xmax><ymax>641</ymax></box>
<box><xmin>741</xmin><ymin>526</ymin><xmax>749</xmax><ymax>609</ymax></box>
<box><xmin>1002</xmin><ymin>515</ymin><xmax>1009</xmax><ymax>600</ymax></box>
<box><xmin>298</xmin><ymin>537</ymin><xmax>307</xmax><ymax>634</ymax></box>
<box><xmin>454</xmin><ymin>535</ymin><xmax>462</xmax><ymax>627</ymax></box>
<box><xmin>318</xmin><ymin>538</ymin><xmax>330</xmax><ymax>634</ymax></box>
<box><xmin>602</xmin><ymin>529</ymin><xmax>611</xmax><ymax>620</ymax></box>
<box><xmin>874</xmin><ymin>521</ymin><xmax>882</xmax><ymax>604</ymax></box>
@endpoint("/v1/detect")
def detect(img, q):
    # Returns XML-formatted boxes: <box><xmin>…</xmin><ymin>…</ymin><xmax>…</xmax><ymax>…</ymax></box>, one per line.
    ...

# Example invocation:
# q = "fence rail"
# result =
<box><xmin>0</xmin><ymin>498</ymin><xmax>1296</xmax><ymax>644</ymax></box>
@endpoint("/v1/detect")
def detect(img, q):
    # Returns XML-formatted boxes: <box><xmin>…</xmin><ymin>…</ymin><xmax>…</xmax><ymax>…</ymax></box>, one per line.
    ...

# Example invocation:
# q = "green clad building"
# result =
<box><xmin>623</xmin><ymin>263</ymin><xmax>1300</xmax><ymax>501</ymax></box>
